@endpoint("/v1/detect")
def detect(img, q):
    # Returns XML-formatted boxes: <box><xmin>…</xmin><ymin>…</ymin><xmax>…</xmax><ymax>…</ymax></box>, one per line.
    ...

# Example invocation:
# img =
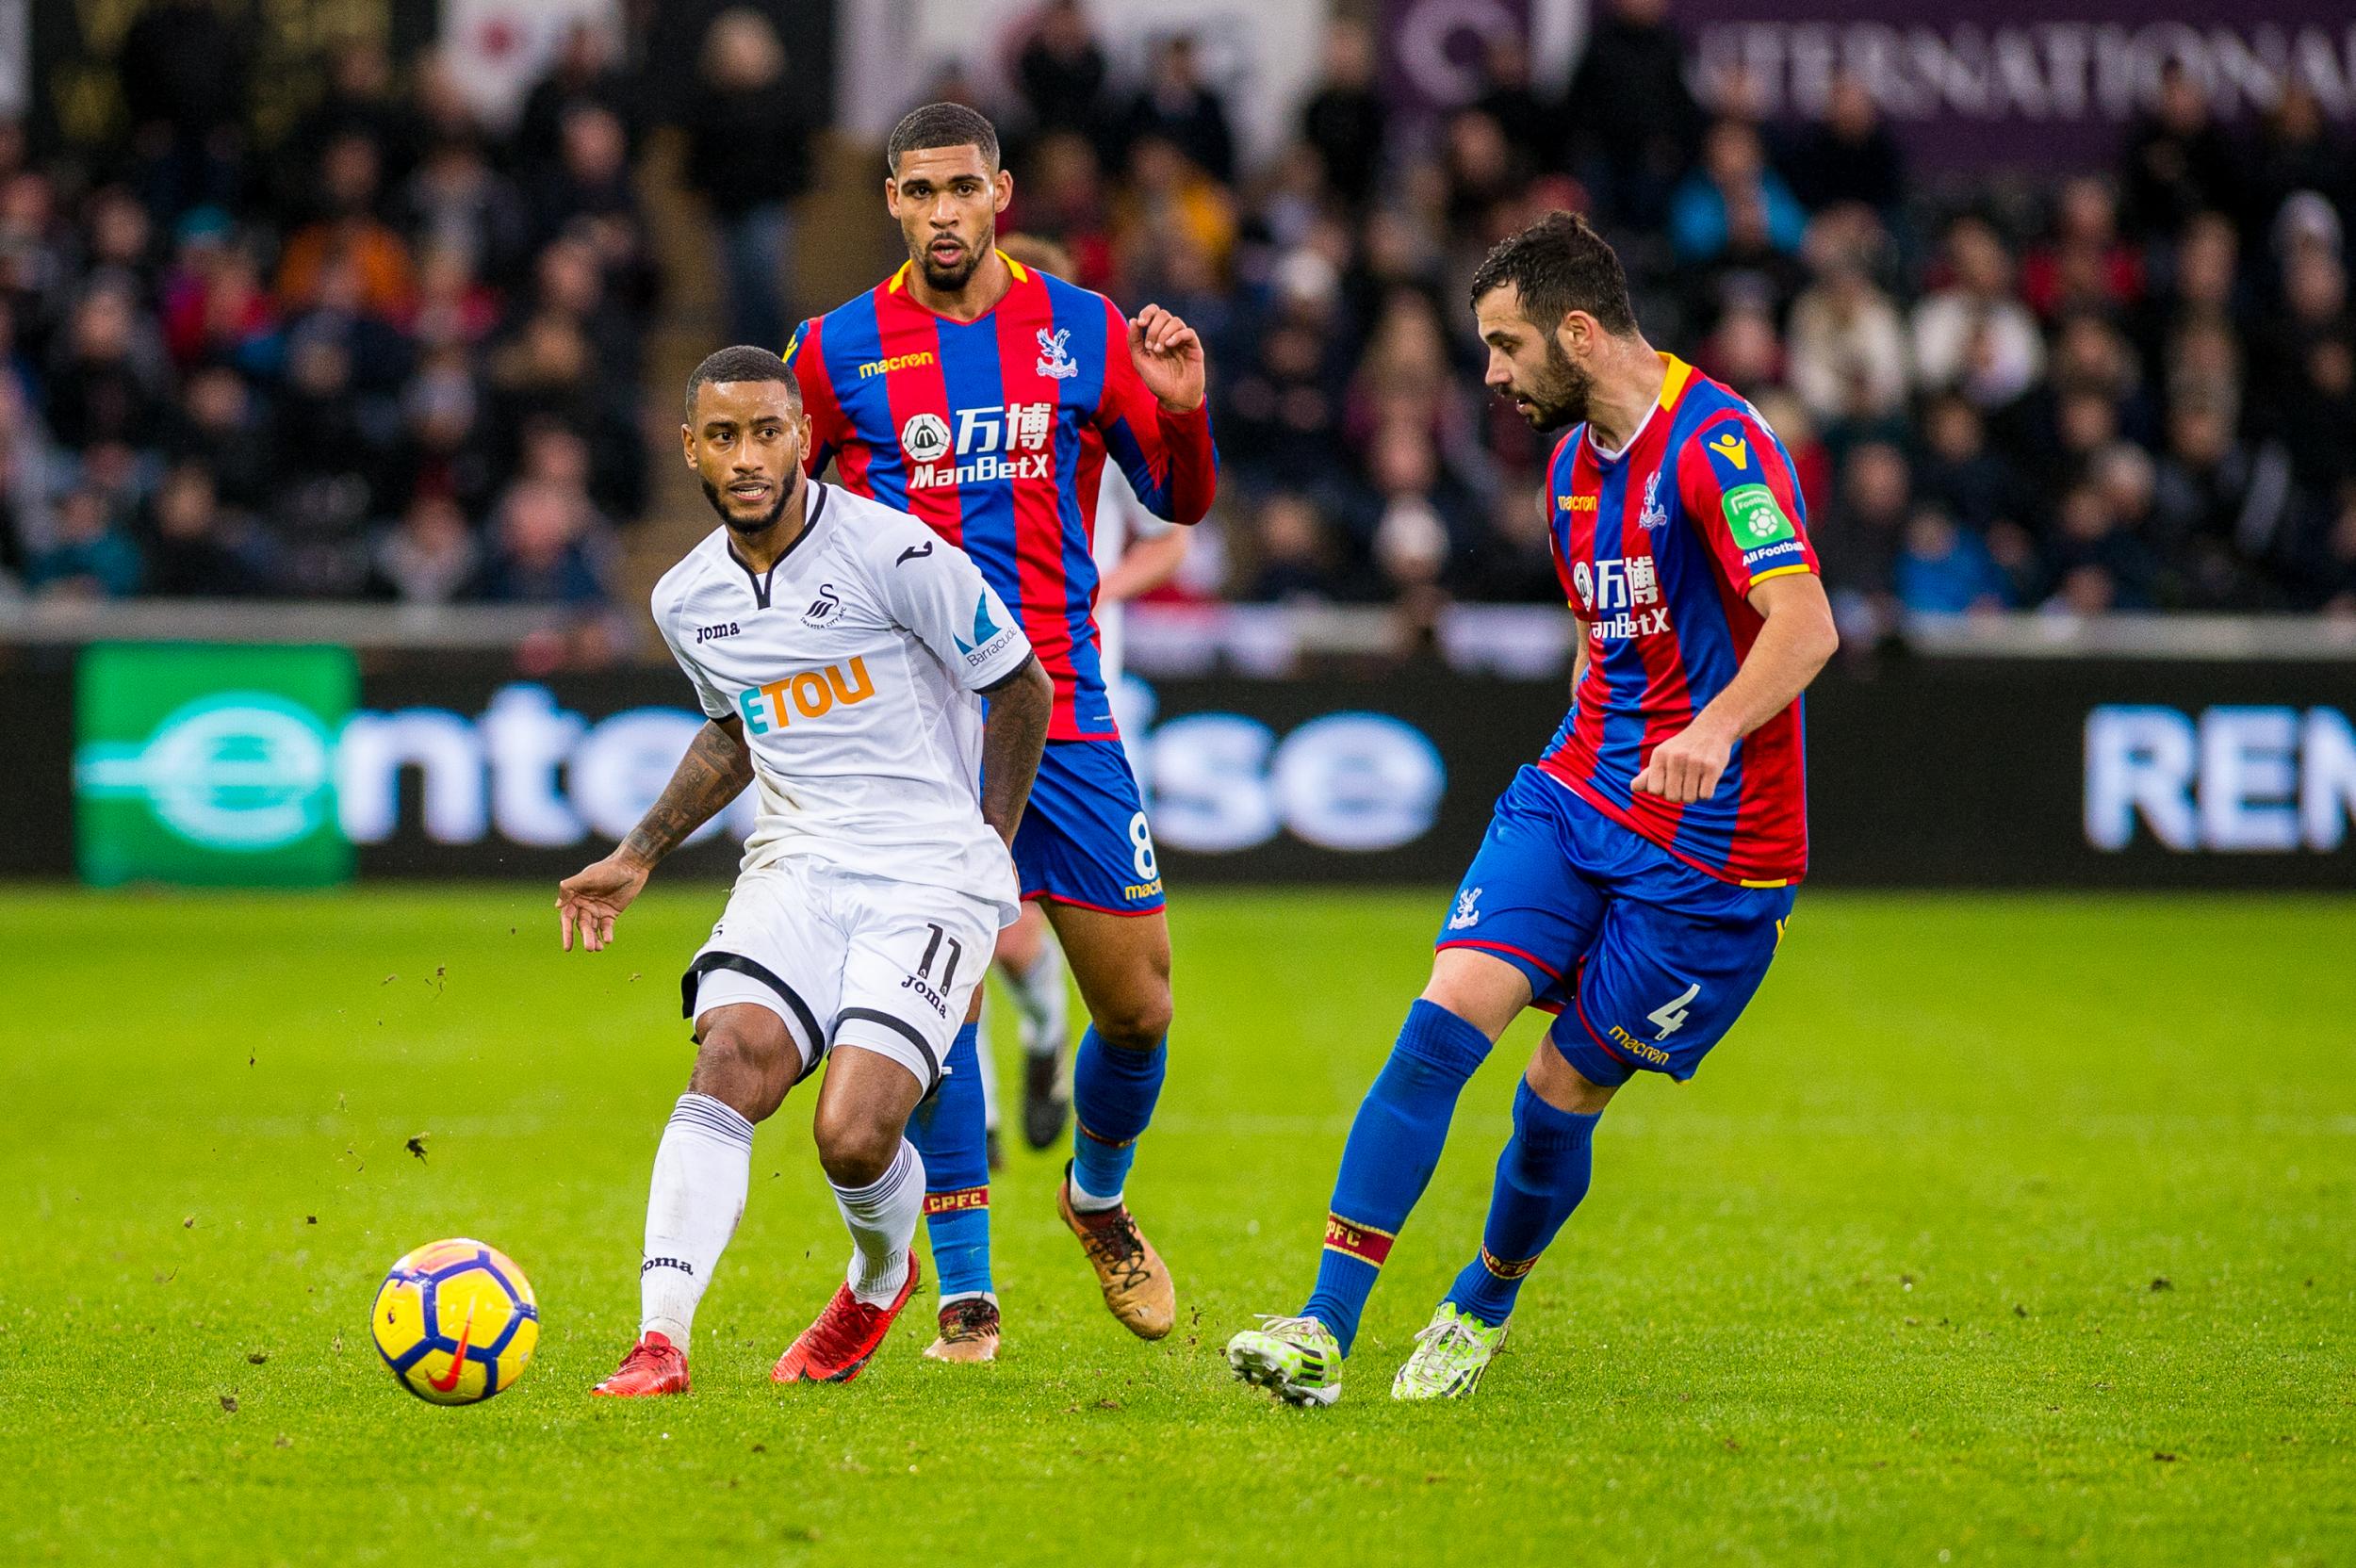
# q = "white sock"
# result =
<box><xmin>975</xmin><ymin>1007</ymin><xmax>1002</xmax><ymax>1134</ymax></box>
<box><xmin>1010</xmin><ymin>944</ymin><xmax>1069</xmax><ymax>1056</ymax></box>
<box><xmin>830</xmin><ymin>1138</ymin><xmax>925</xmax><ymax>1306</ymax></box>
<box><xmin>639</xmin><ymin>1093</ymin><xmax>753</xmax><ymax>1345</ymax></box>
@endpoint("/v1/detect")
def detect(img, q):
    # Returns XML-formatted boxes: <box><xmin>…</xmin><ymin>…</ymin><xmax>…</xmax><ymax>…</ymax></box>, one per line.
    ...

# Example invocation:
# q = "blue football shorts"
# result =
<box><xmin>1434</xmin><ymin>765</ymin><xmax>1795</xmax><ymax>1088</ymax></box>
<box><xmin>1011</xmin><ymin>738</ymin><xmax>1165</xmax><ymax>916</ymax></box>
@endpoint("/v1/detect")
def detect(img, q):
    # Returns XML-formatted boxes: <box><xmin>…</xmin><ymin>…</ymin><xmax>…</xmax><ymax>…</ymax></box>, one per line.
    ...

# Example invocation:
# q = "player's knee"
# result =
<box><xmin>689</xmin><ymin>1022</ymin><xmax>794</xmax><ymax>1123</ymax></box>
<box><xmin>811</xmin><ymin>1101</ymin><xmax>899</xmax><ymax>1187</ymax></box>
<box><xmin>1089</xmin><ymin>985</ymin><xmax>1171</xmax><ymax>1054</ymax></box>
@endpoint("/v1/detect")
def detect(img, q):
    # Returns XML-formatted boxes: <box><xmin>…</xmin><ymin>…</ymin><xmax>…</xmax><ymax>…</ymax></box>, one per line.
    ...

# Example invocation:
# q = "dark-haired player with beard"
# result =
<box><xmin>1226</xmin><ymin>211</ymin><xmax>1839</xmax><ymax>1405</ymax></box>
<box><xmin>564</xmin><ymin>346</ymin><xmax>1052</xmax><ymax>1395</ymax></box>
<box><xmin>785</xmin><ymin>104</ymin><xmax>1216</xmax><ymax>1363</ymax></box>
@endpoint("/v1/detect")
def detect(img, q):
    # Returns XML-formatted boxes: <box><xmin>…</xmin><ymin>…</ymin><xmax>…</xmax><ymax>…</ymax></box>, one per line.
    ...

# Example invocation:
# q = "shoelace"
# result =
<box><xmin>1410</xmin><ymin>1315</ymin><xmax>1483</xmax><ymax>1363</ymax></box>
<box><xmin>606</xmin><ymin>1339</ymin><xmax>673</xmax><ymax>1382</ymax></box>
<box><xmin>1077</xmin><ymin>1207</ymin><xmax>1151</xmax><ymax>1285</ymax></box>
<box><xmin>941</xmin><ymin>1299</ymin><xmax>998</xmax><ymax>1341</ymax></box>
<box><xmin>1253</xmin><ymin>1314</ymin><xmax>1325</xmax><ymax>1341</ymax></box>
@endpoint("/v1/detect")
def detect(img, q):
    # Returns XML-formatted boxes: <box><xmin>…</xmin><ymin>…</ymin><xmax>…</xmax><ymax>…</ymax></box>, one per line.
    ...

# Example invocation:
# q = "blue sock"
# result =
<box><xmin>1445</xmin><ymin>1079</ymin><xmax>1598</xmax><ymax>1327</ymax></box>
<box><xmin>909</xmin><ymin>1021</ymin><xmax>993</xmax><ymax>1300</ymax></box>
<box><xmin>1071</xmin><ymin>1025</ymin><xmax>1166</xmax><ymax>1204</ymax></box>
<box><xmin>1301</xmin><ymin>1000</ymin><xmax>1493</xmax><ymax>1356</ymax></box>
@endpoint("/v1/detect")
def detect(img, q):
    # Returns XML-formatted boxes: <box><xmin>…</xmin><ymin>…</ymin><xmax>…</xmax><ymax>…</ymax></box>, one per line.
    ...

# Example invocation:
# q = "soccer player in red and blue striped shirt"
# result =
<box><xmin>785</xmin><ymin>105</ymin><xmax>1216</xmax><ymax>1361</ymax></box>
<box><xmin>1228</xmin><ymin>211</ymin><xmax>1840</xmax><ymax>1405</ymax></box>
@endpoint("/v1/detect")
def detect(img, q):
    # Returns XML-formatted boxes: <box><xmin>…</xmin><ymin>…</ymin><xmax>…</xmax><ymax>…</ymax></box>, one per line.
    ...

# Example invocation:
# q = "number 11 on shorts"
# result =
<box><xmin>919</xmin><ymin>923</ymin><xmax>964</xmax><ymax>991</ymax></box>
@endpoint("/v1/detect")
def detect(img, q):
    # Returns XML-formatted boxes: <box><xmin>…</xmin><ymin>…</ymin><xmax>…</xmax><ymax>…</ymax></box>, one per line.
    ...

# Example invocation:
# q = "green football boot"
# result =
<box><xmin>1225</xmin><ymin>1315</ymin><xmax>1343</xmax><ymax>1408</ymax></box>
<box><xmin>1390</xmin><ymin>1302</ymin><xmax>1507</xmax><ymax>1400</ymax></box>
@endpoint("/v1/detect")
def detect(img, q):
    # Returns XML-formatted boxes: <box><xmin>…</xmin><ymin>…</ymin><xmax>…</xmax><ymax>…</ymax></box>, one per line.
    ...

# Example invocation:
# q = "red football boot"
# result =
<box><xmin>771</xmin><ymin>1253</ymin><xmax>923</xmax><ymax>1384</ymax></box>
<box><xmin>590</xmin><ymin>1331</ymin><xmax>689</xmax><ymax>1396</ymax></box>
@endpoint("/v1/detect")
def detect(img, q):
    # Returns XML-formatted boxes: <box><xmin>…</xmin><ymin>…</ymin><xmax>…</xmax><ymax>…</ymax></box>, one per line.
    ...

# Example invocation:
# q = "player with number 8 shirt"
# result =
<box><xmin>785</xmin><ymin>103</ymin><xmax>1218</xmax><ymax>1360</ymax></box>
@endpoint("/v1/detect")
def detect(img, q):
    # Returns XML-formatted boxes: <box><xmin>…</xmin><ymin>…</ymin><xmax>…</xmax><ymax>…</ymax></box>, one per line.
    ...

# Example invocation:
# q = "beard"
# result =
<box><xmin>916</xmin><ymin>236</ymin><xmax>986</xmax><ymax>293</ymax></box>
<box><xmin>1515</xmin><ymin>339</ymin><xmax>1594</xmax><ymax>432</ymax></box>
<box><xmin>700</xmin><ymin>471</ymin><xmax>795</xmax><ymax>536</ymax></box>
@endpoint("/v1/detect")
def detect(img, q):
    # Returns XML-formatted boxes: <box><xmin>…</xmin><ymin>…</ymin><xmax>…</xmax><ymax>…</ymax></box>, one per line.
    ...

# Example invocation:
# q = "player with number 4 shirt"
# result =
<box><xmin>1226</xmin><ymin>211</ymin><xmax>1840</xmax><ymax>1407</ymax></box>
<box><xmin>785</xmin><ymin>103</ymin><xmax>1218</xmax><ymax>1361</ymax></box>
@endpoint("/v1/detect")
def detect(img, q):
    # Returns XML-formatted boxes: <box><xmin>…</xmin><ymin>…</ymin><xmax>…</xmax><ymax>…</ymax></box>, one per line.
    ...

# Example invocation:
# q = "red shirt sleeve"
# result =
<box><xmin>783</xmin><ymin>316</ymin><xmax>843</xmax><ymax>478</ymax></box>
<box><xmin>1674</xmin><ymin>409</ymin><xmax>1819</xmax><ymax>596</ymax></box>
<box><xmin>1091</xmin><ymin>295</ymin><xmax>1218</xmax><ymax>523</ymax></box>
<box><xmin>1545</xmin><ymin>433</ymin><xmax>1579</xmax><ymax>607</ymax></box>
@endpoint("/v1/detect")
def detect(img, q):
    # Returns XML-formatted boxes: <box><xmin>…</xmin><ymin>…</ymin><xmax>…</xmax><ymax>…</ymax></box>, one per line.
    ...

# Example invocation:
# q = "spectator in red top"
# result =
<box><xmin>159</xmin><ymin>214</ymin><xmax>277</xmax><ymax>371</ymax></box>
<box><xmin>2021</xmin><ymin>177</ymin><xmax>2144</xmax><ymax>322</ymax></box>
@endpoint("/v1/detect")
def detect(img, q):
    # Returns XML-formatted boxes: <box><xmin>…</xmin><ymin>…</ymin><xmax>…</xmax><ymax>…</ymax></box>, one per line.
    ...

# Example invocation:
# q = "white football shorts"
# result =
<box><xmin>679</xmin><ymin>858</ymin><xmax>997</xmax><ymax>1094</ymax></box>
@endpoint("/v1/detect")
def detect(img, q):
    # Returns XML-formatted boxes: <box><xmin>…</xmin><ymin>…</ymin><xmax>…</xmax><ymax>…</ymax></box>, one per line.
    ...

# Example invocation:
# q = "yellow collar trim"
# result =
<box><xmin>1658</xmin><ymin>352</ymin><xmax>1694</xmax><ymax>413</ymax></box>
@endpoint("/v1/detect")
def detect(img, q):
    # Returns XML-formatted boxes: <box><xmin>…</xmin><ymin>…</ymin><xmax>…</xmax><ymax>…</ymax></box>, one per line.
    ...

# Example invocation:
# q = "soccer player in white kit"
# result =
<box><xmin>564</xmin><ymin>345</ymin><xmax>1053</xmax><ymax>1395</ymax></box>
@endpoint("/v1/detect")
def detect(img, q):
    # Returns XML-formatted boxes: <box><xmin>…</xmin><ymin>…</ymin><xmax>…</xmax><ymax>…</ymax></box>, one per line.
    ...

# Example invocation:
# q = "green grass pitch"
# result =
<box><xmin>3</xmin><ymin>886</ymin><xmax>2350</xmax><ymax>1564</ymax></box>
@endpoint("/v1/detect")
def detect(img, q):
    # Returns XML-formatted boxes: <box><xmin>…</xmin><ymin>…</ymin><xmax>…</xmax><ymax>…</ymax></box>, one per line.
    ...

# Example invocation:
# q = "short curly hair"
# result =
<box><xmin>683</xmin><ymin>344</ymin><xmax>799</xmax><ymax>422</ymax></box>
<box><xmin>887</xmin><ymin>102</ymin><xmax>1000</xmax><ymax>174</ymax></box>
<box><xmin>1468</xmin><ymin>210</ymin><xmax>1638</xmax><ymax>336</ymax></box>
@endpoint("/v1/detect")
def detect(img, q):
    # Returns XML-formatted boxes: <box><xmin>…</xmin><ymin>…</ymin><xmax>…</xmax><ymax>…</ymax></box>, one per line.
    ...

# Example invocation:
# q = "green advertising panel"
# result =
<box><xmin>74</xmin><ymin>644</ymin><xmax>357</xmax><ymax>887</ymax></box>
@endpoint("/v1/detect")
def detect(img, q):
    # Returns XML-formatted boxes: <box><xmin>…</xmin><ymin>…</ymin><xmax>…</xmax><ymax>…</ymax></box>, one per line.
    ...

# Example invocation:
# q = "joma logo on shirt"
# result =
<box><xmin>734</xmin><ymin>657</ymin><xmax>875</xmax><ymax>734</ymax></box>
<box><xmin>695</xmin><ymin>622</ymin><xmax>741</xmax><ymax>645</ymax></box>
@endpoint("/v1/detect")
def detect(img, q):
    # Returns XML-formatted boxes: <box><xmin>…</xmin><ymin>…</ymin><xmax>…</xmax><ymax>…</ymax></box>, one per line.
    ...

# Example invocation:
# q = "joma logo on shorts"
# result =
<box><xmin>899</xmin><ymin>971</ymin><xmax>949</xmax><ymax>1017</ymax></box>
<box><xmin>734</xmin><ymin>657</ymin><xmax>875</xmax><ymax>734</ymax></box>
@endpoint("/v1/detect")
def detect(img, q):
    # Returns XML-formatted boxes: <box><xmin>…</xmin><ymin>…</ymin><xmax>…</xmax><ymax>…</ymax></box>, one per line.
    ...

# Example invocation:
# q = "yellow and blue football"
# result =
<box><xmin>370</xmin><ymin>1238</ymin><xmax>539</xmax><ymax>1405</ymax></box>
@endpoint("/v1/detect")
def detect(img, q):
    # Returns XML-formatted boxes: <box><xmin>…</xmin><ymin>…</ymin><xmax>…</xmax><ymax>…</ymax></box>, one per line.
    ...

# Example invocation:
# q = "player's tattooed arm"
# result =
<box><xmin>620</xmin><ymin>718</ymin><xmax>755</xmax><ymax>866</ymax></box>
<box><xmin>557</xmin><ymin>718</ymin><xmax>752</xmax><ymax>953</ymax></box>
<box><xmin>976</xmin><ymin>655</ymin><xmax>1052</xmax><ymax>847</ymax></box>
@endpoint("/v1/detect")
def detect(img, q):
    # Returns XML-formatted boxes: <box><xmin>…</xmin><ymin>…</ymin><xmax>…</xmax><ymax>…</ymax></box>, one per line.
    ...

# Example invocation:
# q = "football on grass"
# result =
<box><xmin>371</xmin><ymin>1238</ymin><xmax>539</xmax><ymax>1404</ymax></box>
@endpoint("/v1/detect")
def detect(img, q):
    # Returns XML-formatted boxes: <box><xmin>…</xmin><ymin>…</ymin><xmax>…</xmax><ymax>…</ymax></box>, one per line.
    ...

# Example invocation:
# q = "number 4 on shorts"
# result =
<box><xmin>1647</xmin><ymin>981</ymin><xmax>1700</xmax><ymax>1040</ymax></box>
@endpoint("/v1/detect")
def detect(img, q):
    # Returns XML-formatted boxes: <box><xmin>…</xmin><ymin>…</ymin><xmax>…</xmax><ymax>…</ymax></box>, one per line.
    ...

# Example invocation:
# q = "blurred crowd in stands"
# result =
<box><xmin>957</xmin><ymin>0</ymin><xmax>2356</xmax><ymax>641</ymax></box>
<box><xmin>8</xmin><ymin>0</ymin><xmax>2356</xmax><ymax>648</ymax></box>
<box><xmin>0</xmin><ymin>2</ymin><xmax>724</xmax><ymax>624</ymax></box>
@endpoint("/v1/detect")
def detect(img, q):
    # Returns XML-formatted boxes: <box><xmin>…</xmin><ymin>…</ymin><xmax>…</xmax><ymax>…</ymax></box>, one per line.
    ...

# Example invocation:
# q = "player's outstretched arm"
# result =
<box><xmin>1633</xmin><ymin>573</ymin><xmax>1839</xmax><ymax>805</ymax></box>
<box><xmin>558</xmin><ymin>717</ymin><xmax>754</xmax><ymax>952</ymax></box>
<box><xmin>976</xmin><ymin>655</ymin><xmax>1053</xmax><ymax>847</ymax></box>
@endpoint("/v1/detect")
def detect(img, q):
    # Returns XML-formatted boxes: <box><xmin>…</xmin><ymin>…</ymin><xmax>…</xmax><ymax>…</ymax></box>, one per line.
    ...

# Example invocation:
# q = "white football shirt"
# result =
<box><xmin>652</xmin><ymin>481</ymin><xmax>1034</xmax><ymax>917</ymax></box>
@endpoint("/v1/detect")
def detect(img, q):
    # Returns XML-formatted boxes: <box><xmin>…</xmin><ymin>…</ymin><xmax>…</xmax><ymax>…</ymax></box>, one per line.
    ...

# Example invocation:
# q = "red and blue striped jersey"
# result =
<box><xmin>1538</xmin><ymin>354</ymin><xmax>1818</xmax><ymax>886</ymax></box>
<box><xmin>784</xmin><ymin>255</ymin><xmax>1218</xmax><ymax>741</ymax></box>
